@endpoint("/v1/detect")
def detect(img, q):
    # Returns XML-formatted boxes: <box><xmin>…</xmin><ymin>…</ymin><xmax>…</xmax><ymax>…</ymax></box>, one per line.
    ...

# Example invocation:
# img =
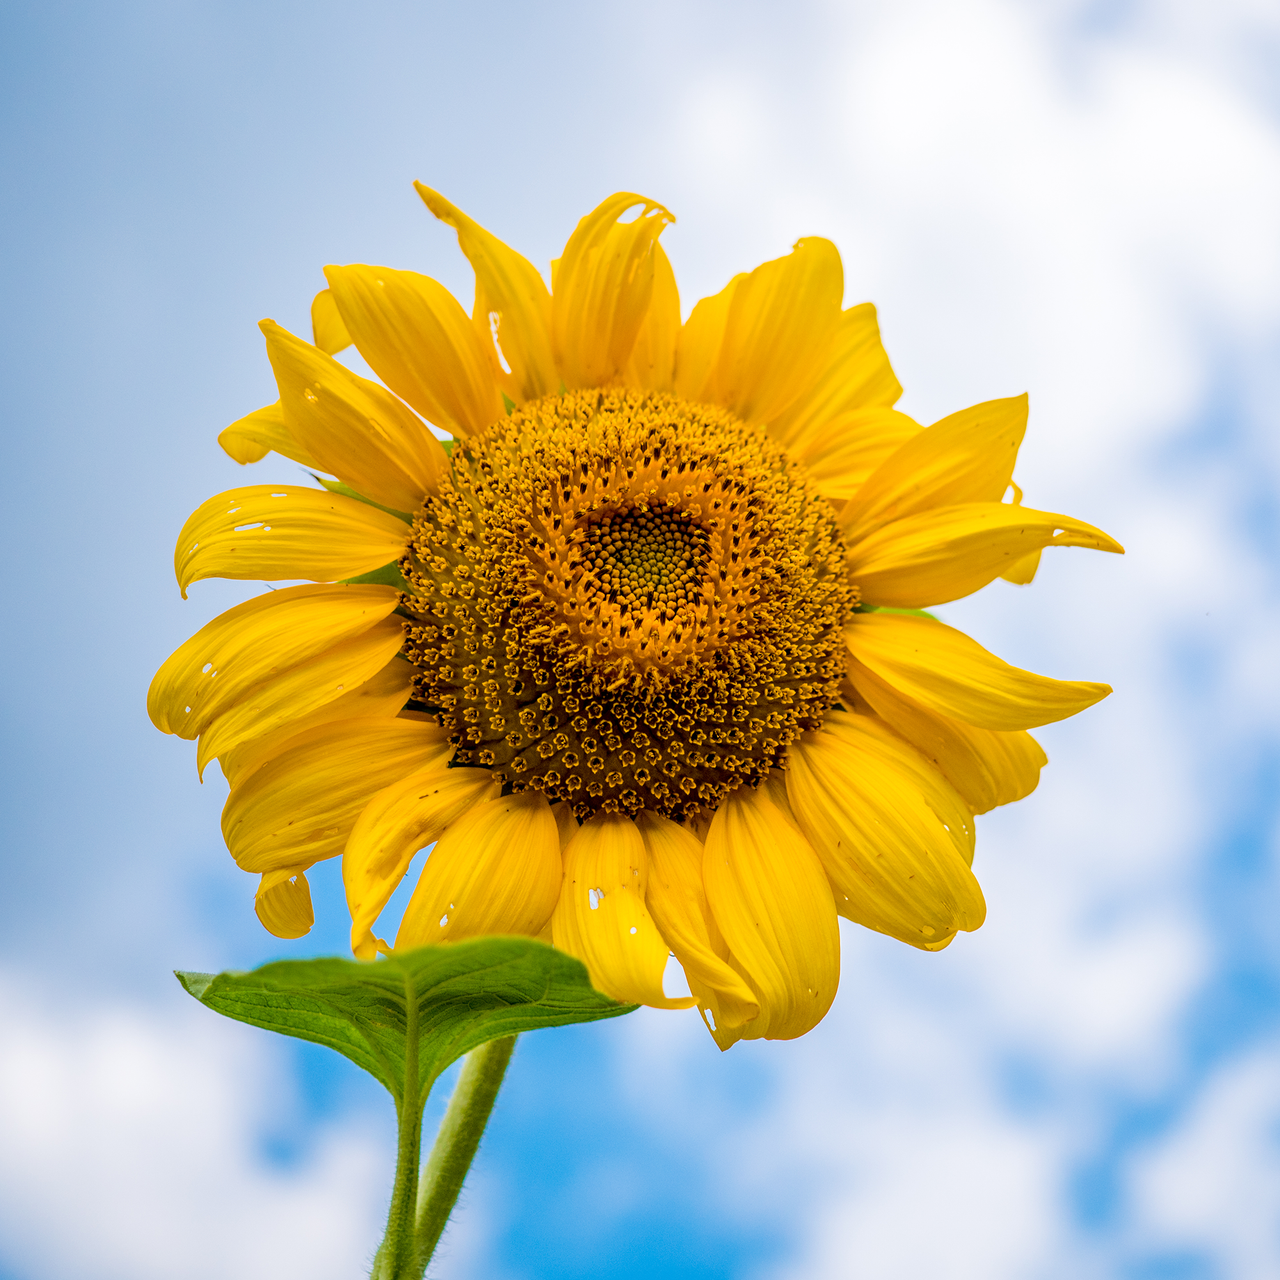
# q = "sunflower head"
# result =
<box><xmin>150</xmin><ymin>185</ymin><xmax>1122</xmax><ymax>1049</ymax></box>
<box><xmin>404</xmin><ymin>386</ymin><xmax>854</xmax><ymax>822</ymax></box>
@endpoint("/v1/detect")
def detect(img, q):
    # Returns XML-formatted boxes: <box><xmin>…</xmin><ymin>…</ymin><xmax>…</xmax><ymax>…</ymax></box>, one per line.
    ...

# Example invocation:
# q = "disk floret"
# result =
<box><xmin>580</xmin><ymin>506</ymin><xmax>711</xmax><ymax>618</ymax></box>
<box><xmin>400</xmin><ymin>388</ymin><xmax>855</xmax><ymax>820</ymax></box>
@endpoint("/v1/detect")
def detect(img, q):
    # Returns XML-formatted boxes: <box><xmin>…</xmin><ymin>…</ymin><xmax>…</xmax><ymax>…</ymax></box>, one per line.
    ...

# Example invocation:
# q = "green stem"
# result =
<box><xmin>371</xmin><ymin>975</ymin><xmax>423</xmax><ymax>1280</ymax></box>
<box><xmin>412</xmin><ymin>1035</ymin><xmax>517</xmax><ymax>1276</ymax></box>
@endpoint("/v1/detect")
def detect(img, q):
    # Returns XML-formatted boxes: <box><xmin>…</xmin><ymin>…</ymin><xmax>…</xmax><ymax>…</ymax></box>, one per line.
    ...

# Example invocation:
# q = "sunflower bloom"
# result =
<box><xmin>150</xmin><ymin>187</ymin><xmax>1122</xmax><ymax>1049</ymax></box>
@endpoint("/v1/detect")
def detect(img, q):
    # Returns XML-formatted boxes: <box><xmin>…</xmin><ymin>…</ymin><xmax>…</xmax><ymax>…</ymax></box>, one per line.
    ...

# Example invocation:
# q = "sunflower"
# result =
<box><xmin>149</xmin><ymin>188</ymin><xmax>1122</xmax><ymax>1049</ymax></box>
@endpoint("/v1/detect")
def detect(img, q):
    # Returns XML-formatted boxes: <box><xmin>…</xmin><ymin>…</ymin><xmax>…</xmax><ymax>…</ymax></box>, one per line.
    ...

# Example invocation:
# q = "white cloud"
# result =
<box><xmin>680</xmin><ymin>74</ymin><xmax>775</xmax><ymax>175</ymax></box>
<box><xmin>1127</xmin><ymin>1045</ymin><xmax>1280</xmax><ymax>1277</ymax></box>
<box><xmin>6</xmin><ymin>3</ymin><xmax>1278</xmax><ymax>1279</ymax></box>
<box><xmin>608</xmin><ymin>969</ymin><xmax>1071</xmax><ymax>1280</ymax></box>
<box><xmin>0</xmin><ymin>976</ymin><xmax>389</xmax><ymax>1280</ymax></box>
<box><xmin>603</xmin><ymin>2</ymin><xmax>1280</xmax><ymax>1276</ymax></box>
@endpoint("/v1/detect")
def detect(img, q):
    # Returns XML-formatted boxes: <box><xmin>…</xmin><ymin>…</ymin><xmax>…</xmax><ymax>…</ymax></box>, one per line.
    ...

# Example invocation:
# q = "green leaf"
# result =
<box><xmin>341</xmin><ymin>560</ymin><xmax>412</xmax><ymax>590</ymax></box>
<box><xmin>176</xmin><ymin>937</ymin><xmax>634</xmax><ymax>1107</ymax></box>
<box><xmin>312</xmin><ymin>473</ymin><xmax>413</xmax><ymax>523</ymax></box>
<box><xmin>501</xmin><ymin>393</ymin><xmax>516</xmax><ymax>416</ymax></box>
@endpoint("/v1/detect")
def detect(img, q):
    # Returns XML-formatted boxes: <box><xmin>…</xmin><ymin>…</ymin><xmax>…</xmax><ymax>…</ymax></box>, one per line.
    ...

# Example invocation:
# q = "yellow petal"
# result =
<box><xmin>174</xmin><ymin>484</ymin><xmax>410</xmax><ymax>597</ymax></box>
<box><xmin>846</xmin><ymin>501</ymin><xmax>1124</xmax><ymax>608</ymax></box>
<box><xmin>218</xmin><ymin>402</ymin><xmax>318</xmax><ymax>468</ymax></box>
<box><xmin>324</xmin><ymin>263</ymin><xmax>503</xmax><ymax>435</ymax></box>
<box><xmin>841</xmin><ymin>396</ymin><xmax>1029</xmax><ymax>543</ymax></box>
<box><xmin>978</xmin><ymin>727</ymin><xmax>1048</xmax><ymax>806</ymax></box>
<box><xmin>702</xmin><ymin>784</ymin><xmax>840</xmax><ymax>1044</ymax></box>
<box><xmin>769</xmin><ymin>302</ymin><xmax>903</xmax><ymax>448</ymax></box>
<box><xmin>713</xmin><ymin>237</ymin><xmax>845</xmax><ymax>426</ymax></box>
<box><xmin>792</xmin><ymin>407</ymin><xmax>922</xmax><ymax>501</ymax></box>
<box><xmin>311</xmin><ymin>288</ymin><xmax>351</xmax><ymax>355</ymax></box>
<box><xmin>786</xmin><ymin>716</ymin><xmax>986</xmax><ymax>949</ymax></box>
<box><xmin>1001</xmin><ymin>548</ymin><xmax>1043</xmax><ymax>585</ymax></box>
<box><xmin>195</xmin><ymin>616</ymin><xmax>406</xmax><ymax>775</ymax></box>
<box><xmin>255</xmin><ymin>868</ymin><xmax>314</xmax><ymax>939</ymax></box>
<box><xmin>551</xmin><ymin>812</ymin><xmax>695</xmax><ymax>1010</ymax></box>
<box><xmin>997</xmin><ymin>484</ymin><xmax>1042</xmax><ymax>585</ymax></box>
<box><xmin>415</xmin><ymin>183</ymin><xmax>557</xmax><ymax>403</ymax></box>
<box><xmin>621</xmin><ymin>242</ymin><xmax>680</xmax><ymax>393</ymax></box>
<box><xmin>394</xmin><ymin>790</ymin><xmax>563</xmax><ymax>950</ymax></box>
<box><xmin>636</xmin><ymin>810</ymin><xmax>758</xmax><ymax>1039</ymax></box>
<box><xmin>846</xmin><ymin>611</ymin><xmax>1112</xmax><ymax>730</ymax></box>
<box><xmin>549</xmin><ymin>800</ymin><xmax>578</xmax><ymax>850</ymax></box>
<box><xmin>149</xmin><ymin>582</ymin><xmax>399</xmax><ymax>739</ymax></box>
<box><xmin>672</xmin><ymin>274</ymin><xmax>743</xmax><ymax>404</ymax></box>
<box><xmin>222</xmin><ymin>716</ymin><xmax>451</xmax><ymax>874</ymax></box>
<box><xmin>846</xmin><ymin>660</ymin><xmax>1046</xmax><ymax>814</ymax></box>
<box><xmin>220</xmin><ymin>656</ymin><xmax>413</xmax><ymax>786</ymax></box>
<box><xmin>344</xmin><ymin>762</ymin><xmax>501</xmax><ymax>958</ymax></box>
<box><xmin>818</xmin><ymin>709</ymin><xmax>975</xmax><ymax>864</ymax></box>
<box><xmin>760</xmin><ymin>768</ymin><xmax>799</xmax><ymax>825</ymax></box>
<box><xmin>260</xmin><ymin>319</ymin><xmax>448</xmax><ymax>513</ymax></box>
<box><xmin>551</xmin><ymin>193</ymin><xmax>675</xmax><ymax>389</ymax></box>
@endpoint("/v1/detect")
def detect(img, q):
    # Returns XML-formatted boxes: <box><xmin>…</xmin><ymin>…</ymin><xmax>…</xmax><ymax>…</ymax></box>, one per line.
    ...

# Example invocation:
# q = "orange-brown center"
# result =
<box><xmin>398</xmin><ymin>387</ymin><xmax>855</xmax><ymax>821</ymax></box>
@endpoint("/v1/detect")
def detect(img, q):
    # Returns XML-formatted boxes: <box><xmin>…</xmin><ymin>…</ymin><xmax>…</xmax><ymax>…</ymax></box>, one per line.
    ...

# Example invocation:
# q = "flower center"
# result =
<box><xmin>580</xmin><ymin>506</ymin><xmax>710</xmax><ymax>618</ymax></box>
<box><xmin>399</xmin><ymin>388</ymin><xmax>856</xmax><ymax>821</ymax></box>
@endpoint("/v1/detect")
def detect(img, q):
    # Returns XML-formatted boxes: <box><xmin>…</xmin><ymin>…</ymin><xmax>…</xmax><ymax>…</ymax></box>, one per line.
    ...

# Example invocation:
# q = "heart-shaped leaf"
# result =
<box><xmin>177</xmin><ymin>936</ymin><xmax>634</xmax><ymax>1107</ymax></box>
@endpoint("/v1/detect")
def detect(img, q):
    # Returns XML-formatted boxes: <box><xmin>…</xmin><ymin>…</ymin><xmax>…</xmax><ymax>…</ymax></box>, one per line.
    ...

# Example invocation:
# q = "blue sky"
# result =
<box><xmin>2</xmin><ymin>2</ymin><xmax>1279</xmax><ymax>1277</ymax></box>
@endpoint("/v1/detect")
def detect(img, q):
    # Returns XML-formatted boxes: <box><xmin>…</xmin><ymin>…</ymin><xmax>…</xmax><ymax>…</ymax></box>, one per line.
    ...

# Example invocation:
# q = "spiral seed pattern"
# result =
<box><xmin>581</xmin><ymin>508</ymin><xmax>710</xmax><ymax>617</ymax></box>
<box><xmin>399</xmin><ymin>388</ymin><xmax>856</xmax><ymax>821</ymax></box>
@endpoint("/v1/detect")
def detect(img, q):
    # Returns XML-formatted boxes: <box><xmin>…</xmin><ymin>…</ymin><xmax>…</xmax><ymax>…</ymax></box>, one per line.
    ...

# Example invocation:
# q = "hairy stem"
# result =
<box><xmin>413</xmin><ymin>1035</ymin><xmax>517</xmax><ymax>1275</ymax></box>
<box><xmin>371</xmin><ymin>976</ymin><xmax>423</xmax><ymax>1280</ymax></box>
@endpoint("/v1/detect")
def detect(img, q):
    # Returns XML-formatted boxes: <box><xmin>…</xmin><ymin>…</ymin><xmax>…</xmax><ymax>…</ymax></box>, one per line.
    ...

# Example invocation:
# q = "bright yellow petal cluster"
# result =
<box><xmin>150</xmin><ymin>187</ymin><xmax>1122</xmax><ymax>1049</ymax></box>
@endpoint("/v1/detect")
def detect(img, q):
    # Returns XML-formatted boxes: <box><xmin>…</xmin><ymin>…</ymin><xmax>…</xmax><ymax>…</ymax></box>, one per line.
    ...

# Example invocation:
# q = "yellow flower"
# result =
<box><xmin>149</xmin><ymin>188</ymin><xmax>1122</xmax><ymax>1049</ymax></box>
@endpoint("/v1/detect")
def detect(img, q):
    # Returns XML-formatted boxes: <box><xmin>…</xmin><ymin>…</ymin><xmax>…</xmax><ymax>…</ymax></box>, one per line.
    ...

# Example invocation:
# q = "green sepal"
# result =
<box><xmin>439</xmin><ymin>438</ymin><xmax>454</xmax><ymax>457</ymax></box>
<box><xmin>855</xmin><ymin>604</ymin><xmax>939</xmax><ymax>621</ymax></box>
<box><xmin>501</xmin><ymin>393</ymin><xmax>516</xmax><ymax>416</ymax></box>
<box><xmin>312</xmin><ymin>474</ymin><xmax>413</xmax><ymax>523</ymax></box>
<box><xmin>175</xmin><ymin>937</ymin><xmax>634</xmax><ymax>1107</ymax></box>
<box><xmin>341</xmin><ymin>560</ymin><xmax>412</xmax><ymax>591</ymax></box>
